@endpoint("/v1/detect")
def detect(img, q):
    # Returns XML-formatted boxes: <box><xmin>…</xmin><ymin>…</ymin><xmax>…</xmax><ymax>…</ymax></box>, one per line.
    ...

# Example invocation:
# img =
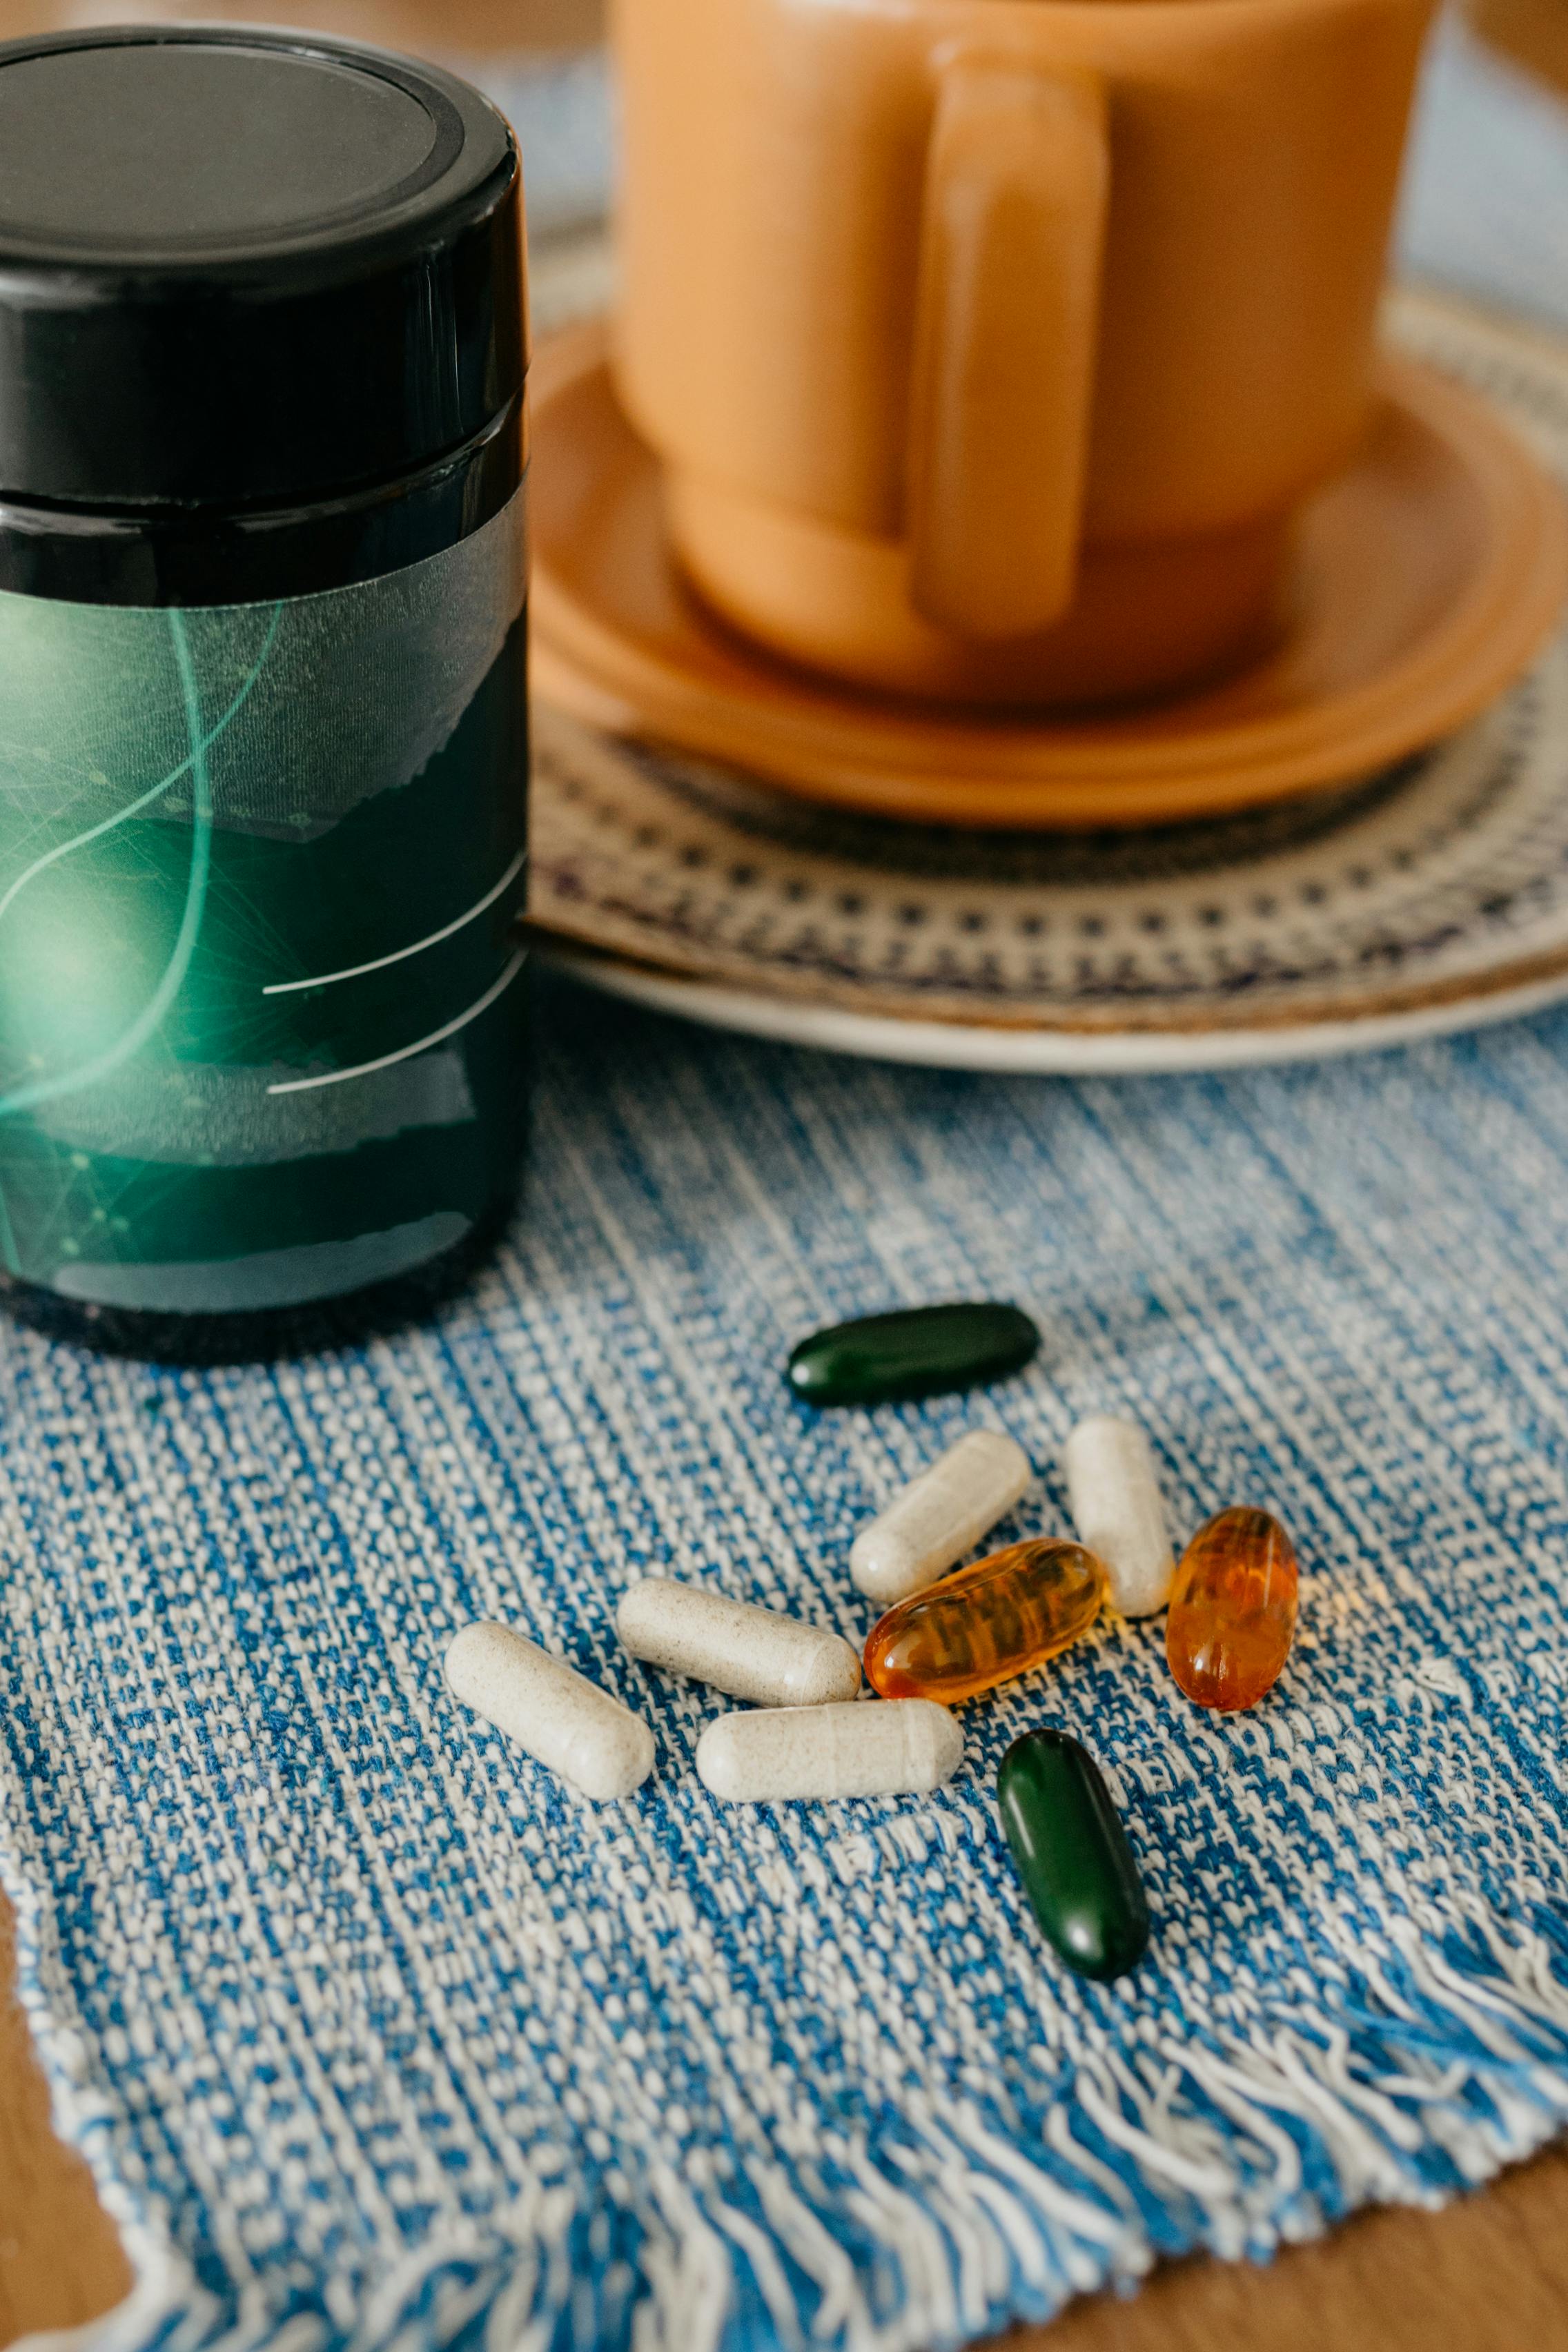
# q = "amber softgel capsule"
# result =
<box><xmin>863</xmin><ymin>1536</ymin><xmax>1107</xmax><ymax>1705</ymax></box>
<box><xmin>1165</xmin><ymin>1505</ymin><xmax>1298</xmax><ymax>1711</ymax></box>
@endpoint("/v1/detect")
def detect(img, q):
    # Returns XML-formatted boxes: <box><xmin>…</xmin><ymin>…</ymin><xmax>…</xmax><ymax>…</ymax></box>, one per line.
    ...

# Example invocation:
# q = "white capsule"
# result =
<box><xmin>850</xmin><ymin>1428</ymin><xmax>1032</xmax><ymax>1605</ymax></box>
<box><xmin>445</xmin><ymin>1621</ymin><xmax>655</xmax><ymax>1801</ymax></box>
<box><xmin>618</xmin><ymin>1577</ymin><xmax>861</xmax><ymax>1705</ymax></box>
<box><xmin>1064</xmin><ymin>1414</ymin><xmax>1174</xmax><ymax>1617</ymax></box>
<box><xmin>696</xmin><ymin>1698</ymin><xmax>963</xmax><ymax>1803</ymax></box>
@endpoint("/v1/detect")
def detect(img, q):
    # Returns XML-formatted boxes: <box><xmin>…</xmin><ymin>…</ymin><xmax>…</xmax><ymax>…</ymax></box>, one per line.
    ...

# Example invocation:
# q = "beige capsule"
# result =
<box><xmin>618</xmin><ymin>1577</ymin><xmax>861</xmax><ymax>1705</ymax></box>
<box><xmin>445</xmin><ymin>1621</ymin><xmax>655</xmax><ymax>1801</ymax></box>
<box><xmin>696</xmin><ymin>1698</ymin><xmax>963</xmax><ymax>1803</ymax></box>
<box><xmin>850</xmin><ymin>1428</ymin><xmax>1031</xmax><ymax>1605</ymax></box>
<box><xmin>1063</xmin><ymin>1414</ymin><xmax>1174</xmax><ymax>1617</ymax></box>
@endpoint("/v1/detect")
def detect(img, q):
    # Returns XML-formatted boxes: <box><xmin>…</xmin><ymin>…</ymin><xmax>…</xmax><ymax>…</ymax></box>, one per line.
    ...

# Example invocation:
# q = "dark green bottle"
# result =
<box><xmin>786</xmin><ymin>1302</ymin><xmax>1039</xmax><ymax>1407</ymax></box>
<box><xmin>997</xmin><ymin>1728</ymin><xmax>1150</xmax><ymax>1982</ymax></box>
<box><xmin>0</xmin><ymin>31</ymin><xmax>528</xmax><ymax>1360</ymax></box>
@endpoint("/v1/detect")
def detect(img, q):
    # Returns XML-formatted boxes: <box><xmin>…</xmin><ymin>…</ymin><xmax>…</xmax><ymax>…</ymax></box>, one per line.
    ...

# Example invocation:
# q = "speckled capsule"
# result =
<box><xmin>1165</xmin><ymin>1506</ymin><xmax>1298</xmax><ymax>1711</ymax></box>
<box><xmin>1064</xmin><ymin>1414</ymin><xmax>1174</xmax><ymax>1618</ymax></box>
<box><xmin>850</xmin><ymin>1428</ymin><xmax>1032</xmax><ymax>1605</ymax></box>
<box><xmin>445</xmin><ymin>1622</ymin><xmax>656</xmax><ymax>1801</ymax></box>
<box><xmin>696</xmin><ymin>1698</ymin><xmax>963</xmax><ymax>1802</ymax></box>
<box><xmin>863</xmin><ymin>1537</ymin><xmax>1107</xmax><ymax>1705</ymax></box>
<box><xmin>617</xmin><ymin>1577</ymin><xmax>861</xmax><ymax>1706</ymax></box>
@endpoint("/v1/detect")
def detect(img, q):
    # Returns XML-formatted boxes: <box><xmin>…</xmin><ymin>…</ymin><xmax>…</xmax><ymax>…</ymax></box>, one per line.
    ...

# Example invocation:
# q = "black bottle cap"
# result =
<box><xmin>0</xmin><ymin>26</ymin><xmax>525</xmax><ymax>512</ymax></box>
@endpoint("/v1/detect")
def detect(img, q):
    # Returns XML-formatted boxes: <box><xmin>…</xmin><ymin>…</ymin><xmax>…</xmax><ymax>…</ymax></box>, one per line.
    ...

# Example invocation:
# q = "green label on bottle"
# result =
<box><xmin>0</xmin><ymin>491</ymin><xmax>529</xmax><ymax>1315</ymax></box>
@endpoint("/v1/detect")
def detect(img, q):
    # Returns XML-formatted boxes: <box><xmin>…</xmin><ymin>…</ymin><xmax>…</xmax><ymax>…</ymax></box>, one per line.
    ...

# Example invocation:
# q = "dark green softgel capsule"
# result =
<box><xmin>785</xmin><ymin>1302</ymin><xmax>1039</xmax><ymax>1408</ymax></box>
<box><xmin>997</xmin><ymin>1728</ymin><xmax>1150</xmax><ymax>1982</ymax></box>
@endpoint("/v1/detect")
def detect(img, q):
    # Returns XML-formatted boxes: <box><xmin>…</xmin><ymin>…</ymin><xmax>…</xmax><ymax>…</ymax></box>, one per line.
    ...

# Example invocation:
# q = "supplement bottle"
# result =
<box><xmin>0</xmin><ymin>28</ymin><xmax>529</xmax><ymax>1356</ymax></box>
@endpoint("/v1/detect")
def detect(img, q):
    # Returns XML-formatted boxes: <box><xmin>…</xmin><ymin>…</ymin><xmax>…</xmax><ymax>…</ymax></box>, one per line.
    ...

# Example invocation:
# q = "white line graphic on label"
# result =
<box><xmin>262</xmin><ymin>847</ymin><xmax>527</xmax><ymax>995</ymax></box>
<box><xmin>266</xmin><ymin>948</ymin><xmax>527</xmax><ymax>1095</ymax></box>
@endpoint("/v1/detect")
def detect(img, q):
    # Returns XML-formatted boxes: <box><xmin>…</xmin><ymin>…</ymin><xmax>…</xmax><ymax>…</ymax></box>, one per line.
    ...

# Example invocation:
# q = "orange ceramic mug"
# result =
<box><xmin>613</xmin><ymin>0</ymin><xmax>1435</xmax><ymax>707</ymax></box>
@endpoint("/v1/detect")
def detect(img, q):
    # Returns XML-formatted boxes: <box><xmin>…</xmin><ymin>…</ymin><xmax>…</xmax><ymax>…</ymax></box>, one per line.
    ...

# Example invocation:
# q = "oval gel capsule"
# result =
<box><xmin>618</xmin><ymin>1578</ymin><xmax>861</xmax><ymax>1706</ymax></box>
<box><xmin>1064</xmin><ymin>1415</ymin><xmax>1174</xmax><ymax>1617</ymax></box>
<box><xmin>696</xmin><ymin>1698</ymin><xmax>963</xmax><ymax>1803</ymax></box>
<box><xmin>863</xmin><ymin>1537</ymin><xmax>1106</xmax><ymax>1705</ymax></box>
<box><xmin>1165</xmin><ymin>1505</ymin><xmax>1298</xmax><ymax>1711</ymax></box>
<box><xmin>998</xmin><ymin>1727</ymin><xmax>1150</xmax><ymax>1981</ymax></box>
<box><xmin>446</xmin><ymin>1622</ymin><xmax>655</xmax><ymax>1801</ymax></box>
<box><xmin>851</xmin><ymin>1428</ymin><xmax>1032</xmax><ymax>1605</ymax></box>
<box><xmin>786</xmin><ymin>1302</ymin><xmax>1039</xmax><ymax>1407</ymax></box>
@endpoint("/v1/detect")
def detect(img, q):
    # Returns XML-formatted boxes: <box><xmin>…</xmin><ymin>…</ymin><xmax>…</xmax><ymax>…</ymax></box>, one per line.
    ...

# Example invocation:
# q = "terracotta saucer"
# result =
<box><xmin>529</xmin><ymin>302</ymin><xmax>1568</xmax><ymax>830</ymax></box>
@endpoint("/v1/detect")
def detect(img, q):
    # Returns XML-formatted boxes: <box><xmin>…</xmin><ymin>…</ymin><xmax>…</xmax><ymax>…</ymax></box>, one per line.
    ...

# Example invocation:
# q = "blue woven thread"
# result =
<box><xmin>9</xmin><ymin>977</ymin><xmax>1568</xmax><ymax>2349</ymax></box>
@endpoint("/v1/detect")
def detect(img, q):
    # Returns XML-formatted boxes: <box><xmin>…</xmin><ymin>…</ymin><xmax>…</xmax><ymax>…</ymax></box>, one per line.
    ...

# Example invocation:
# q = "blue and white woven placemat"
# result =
<box><xmin>8</xmin><ymin>27</ymin><xmax>1568</xmax><ymax>2352</ymax></box>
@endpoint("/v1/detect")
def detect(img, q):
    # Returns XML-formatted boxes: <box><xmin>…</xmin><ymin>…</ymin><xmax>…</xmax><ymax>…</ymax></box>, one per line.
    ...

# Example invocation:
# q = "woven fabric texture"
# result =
<box><xmin>12</xmin><ymin>983</ymin><xmax>1568</xmax><ymax>2351</ymax></box>
<box><xmin>7</xmin><ymin>30</ymin><xmax>1568</xmax><ymax>2352</ymax></box>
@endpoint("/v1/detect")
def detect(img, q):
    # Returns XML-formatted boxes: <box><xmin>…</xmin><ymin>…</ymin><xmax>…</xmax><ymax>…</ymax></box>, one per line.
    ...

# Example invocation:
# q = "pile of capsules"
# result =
<box><xmin>447</xmin><ymin>1301</ymin><xmax>1300</xmax><ymax>1982</ymax></box>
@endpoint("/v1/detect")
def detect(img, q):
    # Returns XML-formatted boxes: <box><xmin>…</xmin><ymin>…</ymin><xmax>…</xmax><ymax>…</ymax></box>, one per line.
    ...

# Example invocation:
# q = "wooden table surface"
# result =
<box><xmin>4</xmin><ymin>0</ymin><xmax>1568</xmax><ymax>2344</ymax></box>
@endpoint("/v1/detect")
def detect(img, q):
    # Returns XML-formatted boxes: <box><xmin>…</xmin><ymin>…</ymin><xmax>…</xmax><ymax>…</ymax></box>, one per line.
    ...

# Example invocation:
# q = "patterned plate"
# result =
<box><xmin>527</xmin><ymin>286</ymin><xmax>1568</xmax><ymax>1072</ymax></box>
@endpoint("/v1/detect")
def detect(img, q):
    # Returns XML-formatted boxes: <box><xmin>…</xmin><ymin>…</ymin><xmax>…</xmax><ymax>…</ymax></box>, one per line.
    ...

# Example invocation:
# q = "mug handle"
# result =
<box><xmin>906</xmin><ymin>53</ymin><xmax>1109</xmax><ymax>641</ymax></box>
